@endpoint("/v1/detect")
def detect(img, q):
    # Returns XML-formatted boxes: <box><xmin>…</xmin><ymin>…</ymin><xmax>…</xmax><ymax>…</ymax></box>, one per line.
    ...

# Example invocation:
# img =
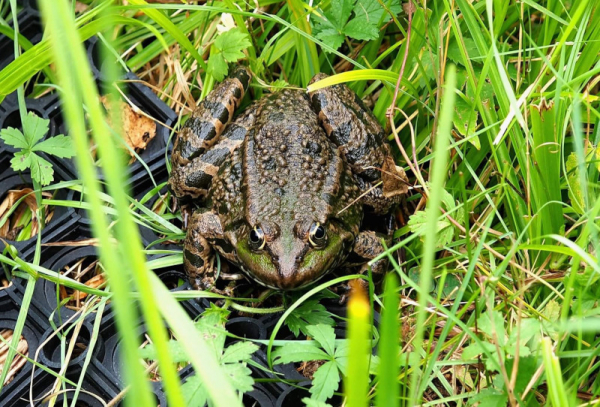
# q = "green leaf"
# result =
<box><xmin>314</xmin><ymin>27</ymin><xmax>345</xmax><ymax>52</ymax></box>
<box><xmin>310</xmin><ymin>360</ymin><xmax>340</xmax><ymax>402</ymax></box>
<box><xmin>448</xmin><ymin>38</ymin><xmax>481</xmax><ymax>65</ymax></box>
<box><xmin>207</xmin><ymin>53</ymin><xmax>229</xmax><ymax>82</ymax></box>
<box><xmin>32</xmin><ymin>134</ymin><xmax>75</xmax><ymax>158</ymax></box>
<box><xmin>139</xmin><ymin>340</ymin><xmax>190</xmax><ymax>364</ymax></box>
<box><xmin>22</xmin><ymin>111</ymin><xmax>49</xmax><ymax>147</ymax></box>
<box><xmin>29</xmin><ymin>153</ymin><xmax>54</xmax><ymax>186</ymax></box>
<box><xmin>453</xmin><ymin>98</ymin><xmax>479</xmax><ymax>148</ymax></box>
<box><xmin>506</xmin><ymin>319</ymin><xmax>540</xmax><ymax>357</ymax></box>
<box><xmin>0</xmin><ymin>127</ymin><xmax>28</xmax><ymax>149</ymax></box>
<box><xmin>181</xmin><ymin>376</ymin><xmax>208</xmax><ymax>407</ymax></box>
<box><xmin>195</xmin><ymin>306</ymin><xmax>229</xmax><ymax>360</ymax></box>
<box><xmin>221</xmin><ymin>341</ymin><xmax>259</xmax><ymax>364</ymax></box>
<box><xmin>10</xmin><ymin>151</ymin><xmax>32</xmax><ymax>172</ymax></box>
<box><xmin>272</xmin><ymin>342</ymin><xmax>330</xmax><ymax>364</ymax></box>
<box><xmin>566</xmin><ymin>151</ymin><xmax>586</xmax><ymax>214</ymax></box>
<box><xmin>478</xmin><ymin>310</ymin><xmax>506</xmax><ymax>347</ymax></box>
<box><xmin>215</xmin><ymin>29</ymin><xmax>252</xmax><ymax>62</ymax></box>
<box><xmin>407</xmin><ymin>186</ymin><xmax>463</xmax><ymax>248</ymax></box>
<box><xmin>462</xmin><ymin>341</ymin><xmax>496</xmax><ymax>360</ymax></box>
<box><xmin>467</xmin><ymin>387</ymin><xmax>508</xmax><ymax>407</ymax></box>
<box><xmin>343</xmin><ymin>18</ymin><xmax>379</xmax><ymax>41</ymax></box>
<box><xmin>352</xmin><ymin>0</ymin><xmax>401</xmax><ymax>24</ymax></box>
<box><xmin>306</xmin><ymin>325</ymin><xmax>336</xmax><ymax>356</ymax></box>
<box><xmin>222</xmin><ymin>363</ymin><xmax>254</xmax><ymax>393</ymax></box>
<box><xmin>324</xmin><ymin>0</ymin><xmax>355</xmax><ymax>30</ymax></box>
<box><xmin>286</xmin><ymin>300</ymin><xmax>335</xmax><ymax>337</ymax></box>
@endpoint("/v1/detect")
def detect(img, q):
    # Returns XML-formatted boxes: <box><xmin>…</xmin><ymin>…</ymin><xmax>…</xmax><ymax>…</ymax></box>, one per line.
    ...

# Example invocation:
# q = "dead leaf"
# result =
<box><xmin>0</xmin><ymin>188</ymin><xmax>53</xmax><ymax>240</ymax></box>
<box><xmin>382</xmin><ymin>156</ymin><xmax>409</xmax><ymax>198</ymax></box>
<box><xmin>100</xmin><ymin>96</ymin><xmax>157</xmax><ymax>156</ymax></box>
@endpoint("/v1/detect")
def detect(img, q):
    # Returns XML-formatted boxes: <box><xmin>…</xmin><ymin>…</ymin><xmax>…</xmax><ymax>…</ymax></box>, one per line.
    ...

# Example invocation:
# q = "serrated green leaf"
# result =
<box><xmin>222</xmin><ymin>363</ymin><xmax>254</xmax><ymax>393</ymax></box>
<box><xmin>324</xmin><ymin>0</ymin><xmax>355</xmax><ymax>30</ymax></box>
<box><xmin>139</xmin><ymin>339</ymin><xmax>190</xmax><ymax>364</ymax></box>
<box><xmin>306</xmin><ymin>324</ymin><xmax>336</xmax><ymax>356</ymax></box>
<box><xmin>22</xmin><ymin>111</ymin><xmax>49</xmax><ymax>147</ymax></box>
<box><xmin>272</xmin><ymin>342</ymin><xmax>330</xmax><ymax>364</ymax></box>
<box><xmin>0</xmin><ymin>127</ymin><xmax>28</xmax><ymax>149</ymax></box>
<box><xmin>286</xmin><ymin>300</ymin><xmax>335</xmax><ymax>337</ymax></box>
<box><xmin>352</xmin><ymin>0</ymin><xmax>401</xmax><ymax>24</ymax></box>
<box><xmin>478</xmin><ymin>310</ymin><xmax>506</xmax><ymax>347</ymax></box>
<box><xmin>29</xmin><ymin>153</ymin><xmax>54</xmax><ymax>186</ymax></box>
<box><xmin>221</xmin><ymin>341</ymin><xmax>259</xmax><ymax>364</ymax></box>
<box><xmin>343</xmin><ymin>18</ymin><xmax>379</xmax><ymax>40</ymax></box>
<box><xmin>454</xmin><ymin>98</ymin><xmax>479</xmax><ymax>142</ymax></box>
<box><xmin>310</xmin><ymin>360</ymin><xmax>340</xmax><ymax>402</ymax></box>
<box><xmin>32</xmin><ymin>134</ymin><xmax>75</xmax><ymax>158</ymax></box>
<box><xmin>181</xmin><ymin>376</ymin><xmax>208</xmax><ymax>407</ymax></box>
<box><xmin>506</xmin><ymin>319</ymin><xmax>540</xmax><ymax>357</ymax></box>
<box><xmin>10</xmin><ymin>151</ymin><xmax>32</xmax><ymax>172</ymax></box>
<box><xmin>407</xmin><ymin>186</ymin><xmax>462</xmax><ymax>248</ymax></box>
<box><xmin>215</xmin><ymin>29</ymin><xmax>251</xmax><ymax>62</ymax></box>
<box><xmin>314</xmin><ymin>27</ymin><xmax>345</xmax><ymax>51</ymax></box>
<box><xmin>467</xmin><ymin>387</ymin><xmax>508</xmax><ymax>407</ymax></box>
<box><xmin>195</xmin><ymin>306</ymin><xmax>228</xmax><ymax>360</ymax></box>
<box><xmin>448</xmin><ymin>38</ymin><xmax>481</xmax><ymax>65</ymax></box>
<box><xmin>462</xmin><ymin>341</ymin><xmax>496</xmax><ymax>360</ymax></box>
<box><xmin>208</xmin><ymin>53</ymin><xmax>229</xmax><ymax>82</ymax></box>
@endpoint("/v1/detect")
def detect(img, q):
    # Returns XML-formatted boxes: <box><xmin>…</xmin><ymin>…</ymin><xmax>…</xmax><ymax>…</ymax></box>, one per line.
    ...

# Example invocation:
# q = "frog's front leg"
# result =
<box><xmin>170</xmin><ymin>66</ymin><xmax>251</xmax><ymax>202</ymax></box>
<box><xmin>308</xmin><ymin>74</ymin><xmax>408</xmax><ymax>214</ymax></box>
<box><xmin>184</xmin><ymin>210</ymin><xmax>230</xmax><ymax>293</ymax></box>
<box><xmin>352</xmin><ymin>230</ymin><xmax>393</xmax><ymax>276</ymax></box>
<box><xmin>332</xmin><ymin>230</ymin><xmax>392</xmax><ymax>303</ymax></box>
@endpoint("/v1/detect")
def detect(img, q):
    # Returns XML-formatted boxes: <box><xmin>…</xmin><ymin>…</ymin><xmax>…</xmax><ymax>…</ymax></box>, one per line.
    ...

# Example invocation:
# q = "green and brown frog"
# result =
<box><xmin>169</xmin><ymin>66</ymin><xmax>408</xmax><ymax>292</ymax></box>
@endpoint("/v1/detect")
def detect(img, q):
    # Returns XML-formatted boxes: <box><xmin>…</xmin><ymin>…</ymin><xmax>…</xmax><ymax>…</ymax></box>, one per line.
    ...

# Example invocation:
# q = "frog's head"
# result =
<box><xmin>234</xmin><ymin>219</ymin><xmax>355</xmax><ymax>290</ymax></box>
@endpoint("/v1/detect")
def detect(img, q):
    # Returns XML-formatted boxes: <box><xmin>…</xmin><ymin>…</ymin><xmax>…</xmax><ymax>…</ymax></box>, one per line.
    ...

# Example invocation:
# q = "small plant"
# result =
<box><xmin>207</xmin><ymin>28</ymin><xmax>252</xmax><ymax>81</ymax></box>
<box><xmin>139</xmin><ymin>305</ymin><xmax>259</xmax><ymax>405</ymax></box>
<box><xmin>312</xmin><ymin>0</ymin><xmax>402</xmax><ymax>51</ymax></box>
<box><xmin>273</xmin><ymin>323</ymin><xmax>378</xmax><ymax>402</ymax></box>
<box><xmin>0</xmin><ymin>111</ymin><xmax>74</xmax><ymax>186</ymax></box>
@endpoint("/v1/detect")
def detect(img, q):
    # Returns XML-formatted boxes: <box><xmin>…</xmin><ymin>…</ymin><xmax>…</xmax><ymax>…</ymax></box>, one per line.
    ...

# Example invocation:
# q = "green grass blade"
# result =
<box><xmin>375</xmin><ymin>273</ymin><xmax>400</xmax><ymax>407</ymax></box>
<box><xmin>408</xmin><ymin>64</ymin><xmax>456</xmax><ymax>405</ymax></box>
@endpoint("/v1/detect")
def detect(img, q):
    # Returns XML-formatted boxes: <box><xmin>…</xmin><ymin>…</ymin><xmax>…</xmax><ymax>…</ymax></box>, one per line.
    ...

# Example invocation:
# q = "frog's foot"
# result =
<box><xmin>170</xmin><ymin>66</ymin><xmax>252</xmax><ymax>202</ymax></box>
<box><xmin>184</xmin><ymin>210</ymin><xmax>226</xmax><ymax>293</ymax></box>
<box><xmin>354</xmin><ymin>230</ymin><xmax>392</xmax><ymax>274</ymax></box>
<box><xmin>330</xmin><ymin>278</ymin><xmax>369</xmax><ymax>305</ymax></box>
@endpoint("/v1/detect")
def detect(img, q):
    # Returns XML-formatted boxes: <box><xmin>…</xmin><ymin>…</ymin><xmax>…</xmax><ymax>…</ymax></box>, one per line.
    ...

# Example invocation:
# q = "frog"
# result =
<box><xmin>169</xmin><ymin>66</ymin><xmax>408</xmax><ymax>292</ymax></box>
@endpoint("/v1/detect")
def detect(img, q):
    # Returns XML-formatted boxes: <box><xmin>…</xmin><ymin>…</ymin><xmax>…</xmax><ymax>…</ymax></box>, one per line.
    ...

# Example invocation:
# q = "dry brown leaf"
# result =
<box><xmin>43</xmin><ymin>238</ymin><xmax>103</xmax><ymax>247</ymax></box>
<box><xmin>0</xmin><ymin>329</ymin><xmax>28</xmax><ymax>385</ymax></box>
<box><xmin>0</xmin><ymin>188</ymin><xmax>53</xmax><ymax>240</ymax></box>
<box><xmin>100</xmin><ymin>96</ymin><xmax>157</xmax><ymax>156</ymax></box>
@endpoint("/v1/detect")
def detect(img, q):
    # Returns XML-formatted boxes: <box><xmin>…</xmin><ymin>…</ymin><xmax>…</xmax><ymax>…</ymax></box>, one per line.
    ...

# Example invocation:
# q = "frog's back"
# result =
<box><xmin>241</xmin><ymin>89</ymin><xmax>360</xmax><ymax>228</ymax></box>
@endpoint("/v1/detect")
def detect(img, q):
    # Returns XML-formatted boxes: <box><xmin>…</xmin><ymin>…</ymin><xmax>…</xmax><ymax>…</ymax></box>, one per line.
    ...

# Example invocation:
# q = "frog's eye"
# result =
<box><xmin>249</xmin><ymin>226</ymin><xmax>266</xmax><ymax>250</ymax></box>
<box><xmin>308</xmin><ymin>222</ymin><xmax>327</xmax><ymax>247</ymax></box>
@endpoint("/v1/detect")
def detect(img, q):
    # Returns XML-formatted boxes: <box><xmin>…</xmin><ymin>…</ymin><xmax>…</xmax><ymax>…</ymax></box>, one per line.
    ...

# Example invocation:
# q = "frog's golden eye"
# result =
<box><xmin>249</xmin><ymin>226</ymin><xmax>266</xmax><ymax>250</ymax></box>
<box><xmin>309</xmin><ymin>222</ymin><xmax>327</xmax><ymax>247</ymax></box>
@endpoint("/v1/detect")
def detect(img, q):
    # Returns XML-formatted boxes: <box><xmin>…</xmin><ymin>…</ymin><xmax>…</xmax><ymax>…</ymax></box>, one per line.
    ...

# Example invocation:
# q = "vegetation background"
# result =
<box><xmin>0</xmin><ymin>0</ymin><xmax>599</xmax><ymax>406</ymax></box>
